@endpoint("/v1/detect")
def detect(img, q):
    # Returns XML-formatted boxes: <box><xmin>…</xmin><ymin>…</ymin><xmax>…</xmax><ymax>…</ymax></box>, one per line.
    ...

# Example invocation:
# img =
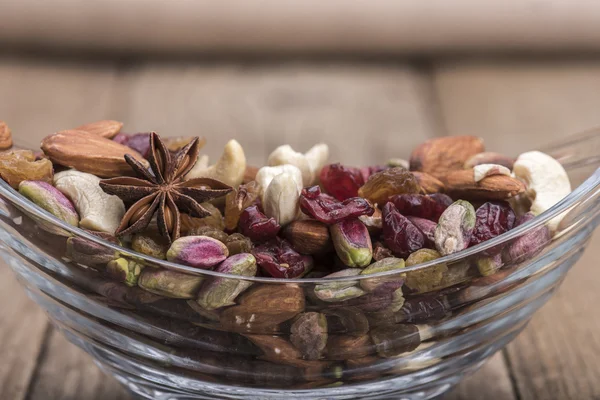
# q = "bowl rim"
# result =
<box><xmin>2</xmin><ymin>134</ymin><xmax>599</xmax><ymax>284</ymax></box>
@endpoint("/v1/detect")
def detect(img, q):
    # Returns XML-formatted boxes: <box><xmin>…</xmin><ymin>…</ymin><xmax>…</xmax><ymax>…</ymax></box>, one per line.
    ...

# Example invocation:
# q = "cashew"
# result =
<box><xmin>54</xmin><ymin>170</ymin><xmax>125</xmax><ymax>233</ymax></box>
<box><xmin>255</xmin><ymin>164</ymin><xmax>303</xmax><ymax>202</ymax></box>
<box><xmin>267</xmin><ymin>143</ymin><xmax>329</xmax><ymax>186</ymax></box>
<box><xmin>185</xmin><ymin>140</ymin><xmax>246</xmax><ymax>187</ymax></box>
<box><xmin>512</xmin><ymin>151</ymin><xmax>571</xmax><ymax>231</ymax></box>
<box><xmin>263</xmin><ymin>172</ymin><xmax>301</xmax><ymax>226</ymax></box>
<box><xmin>473</xmin><ymin>163</ymin><xmax>510</xmax><ymax>182</ymax></box>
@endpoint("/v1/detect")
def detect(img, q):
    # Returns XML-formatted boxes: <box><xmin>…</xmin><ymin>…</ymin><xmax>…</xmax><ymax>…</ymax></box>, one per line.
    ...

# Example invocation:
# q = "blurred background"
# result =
<box><xmin>1</xmin><ymin>1</ymin><xmax>600</xmax><ymax>399</ymax></box>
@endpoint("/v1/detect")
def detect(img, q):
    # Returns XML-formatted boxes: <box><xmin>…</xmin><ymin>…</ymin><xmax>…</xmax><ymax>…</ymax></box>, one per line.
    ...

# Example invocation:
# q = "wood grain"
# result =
<box><xmin>446</xmin><ymin>353</ymin><xmax>516</xmax><ymax>400</ymax></box>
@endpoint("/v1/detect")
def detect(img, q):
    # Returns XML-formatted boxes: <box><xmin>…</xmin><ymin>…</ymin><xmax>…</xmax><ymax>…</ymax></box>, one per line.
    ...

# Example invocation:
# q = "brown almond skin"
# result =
<box><xmin>41</xmin><ymin>130</ymin><xmax>148</xmax><ymax>177</ymax></box>
<box><xmin>441</xmin><ymin>169</ymin><xmax>525</xmax><ymax>200</ymax></box>
<box><xmin>283</xmin><ymin>220</ymin><xmax>332</xmax><ymax>255</ymax></box>
<box><xmin>410</xmin><ymin>136</ymin><xmax>485</xmax><ymax>179</ymax></box>
<box><xmin>74</xmin><ymin>120</ymin><xmax>123</xmax><ymax>139</ymax></box>
<box><xmin>464</xmin><ymin>151</ymin><xmax>515</xmax><ymax>170</ymax></box>
<box><xmin>412</xmin><ymin>171</ymin><xmax>445</xmax><ymax>194</ymax></box>
<box><xmin>0</xmin><ymin>121</ymin><xmax>13</xmax><ymax>150</ymax></box>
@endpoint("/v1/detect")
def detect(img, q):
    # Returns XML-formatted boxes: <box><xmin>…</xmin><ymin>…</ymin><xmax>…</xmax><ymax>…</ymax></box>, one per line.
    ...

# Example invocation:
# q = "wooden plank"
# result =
<box><xmin>0</xmin><ymin>56</ymin><xmax>119</xmax><ymax>399</ymax></box>
<box><xmin>434</xmin><ymin>59</ymin><xmax>600</xmax><ymax>155</ymax></box>
<box><xmin>447</xmin><ymin>352</ymin><xmax>516</xmax><ymax>400</ymax></box>
<box><xmin>435</xmin><ymin>60</ymin><xmax>600</xmax><ymax>400</ymax></box>
<box><xmin>116</xmin><ymin>63</ymin><xmax>440</xmax><ymax>166</ymax></box>
<box><xmin>27</xmin><ymin>328</ymin><xmax>130</xmax><ymax>400</ymax></box>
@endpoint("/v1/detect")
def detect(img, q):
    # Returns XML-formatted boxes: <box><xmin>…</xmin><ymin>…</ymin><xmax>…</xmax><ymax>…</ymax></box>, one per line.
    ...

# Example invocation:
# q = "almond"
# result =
<box><xmin>0</xmin><ymin>121</ymin><xmax>13</xmax><ymax>150</ymax></box>
<box><xmin>440</xmin><ymin>169</ymin><xmax>525</xmax><ymax>200</ymax></box>
<box><xmin>412</xmin><ymin>171</ymin><xmax>445</xmax><ymax>194</ymax></box>
<box><xmin>410</xmin><ymin>136</ymin><xmax>485</xmax><ymax>179</ymax></box>
<box><xmin>282</xmin><ymin>220</ymin><xmax>332</xmax><ymax>255</ymax></box>
<box><xmin>41</xmin><ymin>130</ymin><xmax>148</xmax><ymax>177</ymax></box>
<box><xmin>464</xmin><ymin>152</ymin><xmax>515</xmax><ymax>170</ymax></box>
<box><xmin>74</xmin><ymin>120</ymin><xmax>123</xmax><ymax>139</ymax></box>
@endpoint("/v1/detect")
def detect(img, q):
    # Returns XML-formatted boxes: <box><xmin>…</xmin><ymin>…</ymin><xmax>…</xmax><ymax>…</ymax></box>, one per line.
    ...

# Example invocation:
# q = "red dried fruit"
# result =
<box><xmin>470</xmin><ymin>202</ymin><xmax>516</xmax><ymax>253</ymax></box>
<box><xmin>252</xmin><ymin>238</ymin><xmax>314</xmax><ymax>278</ymax></box>
<box><xmin>320</xmin><ymin>163</ymin><xmax>365</xmax><ymax>201</ymax></box>
<box><xmin>389</xmin><ymin>193</ymin><xmax>452</xmax><ymax>222</ymax></box>
<box><xmin>239</xmin><ymin>205</ymin><xmax>281</xmax><ymax>243</ymax></box>
<box><xmin>382</xmin><ymin>202</ymin><xmax>425</xmax><ymax>258</ymax></box>
<box><xmin>299</xmin><ymin>186</ymin><xmax>374</xmax><ymax>225</ymax></box>
<box><xmin>111</xmin><ymin>132</ymin><xmax>152</xmax><ymax>158</ymax></box>
<box><xmin>407</xmin><ymin>216</ymin><xmax>436</xmax><ymax>248</ymax></box>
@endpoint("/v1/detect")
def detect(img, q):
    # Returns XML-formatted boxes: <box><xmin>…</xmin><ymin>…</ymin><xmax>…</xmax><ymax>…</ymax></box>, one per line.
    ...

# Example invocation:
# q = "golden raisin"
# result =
<box><xmin>358</xmin><ymin>167</ymin><xmax>421</xmax><ymax>205</ymax></box>
<box><xmin>0</xmin><ymin>150</ymin><xmax>53</xmax><ymax>188</ymax></box>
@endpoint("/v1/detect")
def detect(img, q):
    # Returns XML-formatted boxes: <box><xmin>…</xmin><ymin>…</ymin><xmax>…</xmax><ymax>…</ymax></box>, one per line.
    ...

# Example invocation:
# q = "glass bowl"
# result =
<box><xmin>1</xmin><ymin>130</ymin><xmax>599</xmax><ymax>400</ymax></box>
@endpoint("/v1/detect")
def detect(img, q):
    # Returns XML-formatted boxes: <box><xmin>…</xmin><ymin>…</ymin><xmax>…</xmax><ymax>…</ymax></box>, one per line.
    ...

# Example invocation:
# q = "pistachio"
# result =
<box><xmin>41</xmin><ymin>130</ymin><xmax>148</xmax><ymax>177</ymax></box>
<box><xmin>314</xmin><ymin>269</ymin><xmax>366</xmax><ymax>302</ymax></box>
<box><xmin>358</xmin><ymin>206</ymin><xmax>382</xmax><ymax>234</ymax></box>
<box><xmin>370</xmin><ymin>324</ymin><xmax>422</xmax><ymax>358</ymax></box>
<box><xmin>255</xmin><ymin>164</ymin><xmax>303</xmax><ymax>202</ymax></box>
<box><xmin>434</xmin><ymin>200</ymin><xmax>476</xmax><ymax>255</ymax></box>
<box><xmin>138</xmin><ymin>268</ymin><xmax>204</xmax><ymax>299</ymax></box>
<box><xmin>263</xmin><ymin>172</ymin><xmax>301</xmax><ymax>226</ymax></box>
<box><xmin>66</xmin><ymin>231</ymin><xmax>120</xmax><ymax>265</ymax></box>
<box><xmin>359</xmin><ymin>257</ymin><xmax>406</xmax><ymax>293</ymax></box>
<box><xmin>290</xmin><ymin>312</ymin><xmax>328</xmax><ymax>360</ymax></box>
<box><xmin>476</xmin><ymin>254</ymin><xmax>503</xmax><ymax>277</ymax></box>
<box><xmin>106</xmin><ymin>258</ymin><xmax>144</xmax><ymax>287</ymax></box>
<box><xmin>323</xmin><ymin>307</ymin><xmax>370</xmax><ymax>336</ymax></box>
<box><xmin>166</xmin><ymin>236</ymin><xmax>229</xmax><ymax>269</ymax></box>
<box><xmin>225</xmin><ymin>233</ymin><xmax>254</xmax><ymax>255</ymax></box>
<box><xmin>404</xmin><ymin>249</ymin><xmax>448</xmax><ymax>294</ymax></box>
<box><xmin>330</xmin><ymin>219</ymin><xmax>372</xmax><ymax>268</ymax></box>
<box><xmin>18</xmin><ymin>181</ymin><xmax>79</xmax><ymax>227</ymax></box>
<box><xmin>131</xmin><ymin>229</ymin><xmax>169</xmax><ymax>259</ymax></box>
<box><xmin>185</xmin><ymin>139</ymin><xmax>247</xmax><ymax>187</ymax></box>
<box><xmin>54</xmin><ymin>170</ymin><xmax>125</xmax><ymax>233</ymax></box>
<box><xmin>196</xmin><ymin>253</ymin><xmax>257</xmax><ymax>310</ymax></box>
<box><xmin>282</xmin><ymin>220</ymin><xmax>332</xmax><ymax>255</ymax></box>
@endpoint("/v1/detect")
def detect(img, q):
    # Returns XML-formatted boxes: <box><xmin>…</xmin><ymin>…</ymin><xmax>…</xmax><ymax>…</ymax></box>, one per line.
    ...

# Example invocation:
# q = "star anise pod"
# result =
<box><xmin>100</xmin><ymin>132</ymin><xmax>232</xmax><ymax>243</ymax></box>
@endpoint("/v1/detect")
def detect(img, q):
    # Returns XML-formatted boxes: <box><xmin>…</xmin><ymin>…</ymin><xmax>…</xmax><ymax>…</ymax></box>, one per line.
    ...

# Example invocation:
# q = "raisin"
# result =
<box><xmin>0</xmin><ymin>150</ymin><xmax>53</xmax><ymax>189</ymax></box>
<box><xmin>252</xmin><ymin>238</ymin><xmax>314</xmax><ymax>278</ymax></box>
<box><xmin>358</xmin><ymin>167</ymin><xmax>421</xmax><ymax>205</ymax></box>
<box><xmin>470</xmin><ymin>201</ymin><xmax>516</xmax><ymax>253</ymax></box>
<box><xmin>359</xmin><ymin>165</ymin><xmax>388</xmax><ymax>183</ymax></box>
<box><xmin>238</xmin><ymin>205</ymin><xmax>280</xmax><ymax>243</ymax></box>
<box><xmin>320</xmin><ymin>163</ymin><xmax>365</xmax><ymax>201</ymax></box>
<box><xmin>372</xmin><ymin>241</ymin><xmax>394</xmax><ymax>261</ymax></box>
<box><xmin>382</xmin><ymin>202</ymin><xmax>425</xmax><ymax>258</ymax></box>
<box><xmin>299</xmin><ymin>186</ymin><xmax>374</xmax><ymax>225</ymax></box>
<box><xmin>389</xmin><ymin>193</ymin><xmax>452</xmax><ymax>222</ymax></box>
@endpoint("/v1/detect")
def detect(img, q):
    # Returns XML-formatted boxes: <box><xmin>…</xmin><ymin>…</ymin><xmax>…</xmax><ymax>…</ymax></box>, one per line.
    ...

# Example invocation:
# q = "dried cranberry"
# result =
<box><xmin>299</xmin><ymin>186</ymin><xmax>374</xmax><ymax>225</ymax></box>
<box><xmin>389</xmin><ymin>193</ymin><xmax>452</xmax><ymax>222</ymax></box>
<box><xmin>407</xmin><ymin>216</ymin><xmax>436</xmax><ymax>248</ymax></box>
<box><xmin>470</xmin><ymin>202</ymin><xmax>516</xmax><ymax>253</ymax></box>
<box><xmin>252</xmin><ymin>238</ymin><xmax>314</xmax><ymax>278</ymax></box>
<box><xmin>382</xmin><ymin>202</ymin><xmax>424</xmax><ymax>258</ymax></box>
<box><xmin>126</xmin><ymin>133</ymin><xmax>152</xmax><ymax>158</ymax></box>
<box><xmin>238</xmin><ymin>205</ymin><xmax>280</xmax><ymax>243</ymax></box>
<box><xmin>320</xmin><ymin>163</ymin><xmax>365</xmax><ymax>201</ymax></box>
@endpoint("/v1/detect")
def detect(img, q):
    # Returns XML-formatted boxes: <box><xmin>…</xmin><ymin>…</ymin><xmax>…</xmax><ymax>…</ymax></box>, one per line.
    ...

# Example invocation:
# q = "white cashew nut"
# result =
<box><xmin>54</xmin><ymin>170</ymin><xmax>125</xmax><ymax>233</ymax></box>
<box><xmin>512</xmin><ymin>151</ymin><xmax>571</xmax><ymax>231</ymax></box>
<box><xmin>255</xmin><ymin>164</ymin><xmax>303</xmax><ymax>203</ymax></box>
<box><xmin>185</xmin><ymin>140</ymin><xmax>246</xmax><ymax>187</ymax></box>
<box><xmin>263</xmin><ymin>172</ymin><xmax>301</xmax><ymax>226</ymax></box>
<box><xmin>267</xmin><ymin>143</ymin><xmax>329</xmax><ymax>186</ymax></box>
<box><xmin>473</xmin><ymin>163</ymin><xmax>510</xmax><ymax>182</ymax></box>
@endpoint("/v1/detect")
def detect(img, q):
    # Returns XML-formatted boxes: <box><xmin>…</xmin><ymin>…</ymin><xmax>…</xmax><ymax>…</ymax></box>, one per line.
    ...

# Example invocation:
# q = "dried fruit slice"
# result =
<box><xmin>358</xmin><ymin>167</ymin><xmax>421</xmax><ymax>205</ymax></box>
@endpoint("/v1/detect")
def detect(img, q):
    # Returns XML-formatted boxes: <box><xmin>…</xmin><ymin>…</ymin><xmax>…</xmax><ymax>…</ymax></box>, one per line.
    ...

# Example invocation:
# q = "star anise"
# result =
<box><xmin>100</xmin><ymin>132</ymin><xmax>232</xmax><ymax>243</ymax></box>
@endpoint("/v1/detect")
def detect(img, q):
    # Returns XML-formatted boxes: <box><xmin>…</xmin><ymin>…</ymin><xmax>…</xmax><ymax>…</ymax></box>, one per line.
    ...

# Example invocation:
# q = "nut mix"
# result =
<box><xmin>0</xmin><ymin>122</ymin><xmax>574</xmax><ymax>388</ymax></box>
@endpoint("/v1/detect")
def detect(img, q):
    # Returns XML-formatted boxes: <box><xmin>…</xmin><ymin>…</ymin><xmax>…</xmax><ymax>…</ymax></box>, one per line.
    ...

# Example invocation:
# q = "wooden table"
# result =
<box><xmin>1</xmin><ymin>55</ymin><xmax>599</xmax><ymax>399</ymax></box>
